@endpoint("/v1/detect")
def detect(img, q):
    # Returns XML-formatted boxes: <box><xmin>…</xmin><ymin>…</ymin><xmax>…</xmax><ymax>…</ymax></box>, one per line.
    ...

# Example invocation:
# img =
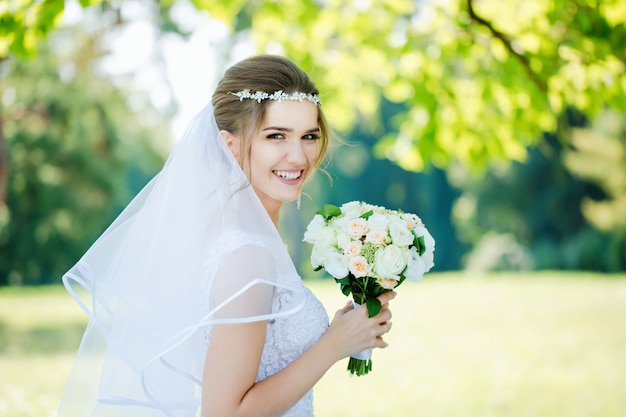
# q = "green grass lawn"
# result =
<box><xmin>1</xmin><ymin>272</ymin><xmax>626</xmax><ymax>417</ymax></box>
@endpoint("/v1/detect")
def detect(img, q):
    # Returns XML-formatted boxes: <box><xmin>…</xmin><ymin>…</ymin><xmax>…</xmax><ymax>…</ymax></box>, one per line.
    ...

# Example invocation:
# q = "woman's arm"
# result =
<box><xmin>202</xmin><ymin>291</ymin><xmax>395</xmax><ymax>417</ymax></box>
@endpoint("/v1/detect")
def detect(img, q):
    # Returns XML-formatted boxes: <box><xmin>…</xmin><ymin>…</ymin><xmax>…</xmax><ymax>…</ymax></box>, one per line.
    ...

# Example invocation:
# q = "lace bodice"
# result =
<box><xmin>257</xmin><ymin>282</ymin><xmax>329</xmax><ymax>416</ymax></box>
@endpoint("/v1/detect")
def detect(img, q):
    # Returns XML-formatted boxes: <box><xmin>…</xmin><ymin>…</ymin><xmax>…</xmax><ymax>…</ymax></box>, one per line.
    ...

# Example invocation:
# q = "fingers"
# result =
<box><xmin>334</xmin><ymin>300</ymin><xmax>354</xmax><ymax>319</ymax></box>
<box><xmin>374</xmin><ymin>308</ymin><xmax>392</xmax><ymax>324</ymax></box>
<box><xmin>377</xmin><ymin>290</ymin><xmax>397</xmax><ymax>305</ymax></box>
<box><xmin>375</xmin><ymin>335</ymin><xmax>389</xmax><ymax>349</ymax></box>
<box><xmin>379</xmin><ymin>319</ymin><xmax>392</xmax><ymax>334</ymax></box>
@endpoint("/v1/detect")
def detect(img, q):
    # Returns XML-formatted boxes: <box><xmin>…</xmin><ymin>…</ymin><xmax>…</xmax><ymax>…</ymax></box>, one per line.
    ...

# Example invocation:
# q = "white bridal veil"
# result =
<box><xmin>58</xmin><ymin>104</ymin><xmax>305</xmax><ymax>417</ymax></box>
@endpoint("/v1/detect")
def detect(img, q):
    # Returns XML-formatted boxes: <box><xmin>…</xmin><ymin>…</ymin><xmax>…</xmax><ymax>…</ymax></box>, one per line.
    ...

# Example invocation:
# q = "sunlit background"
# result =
<box><xmin>1</xmin><ymin>0</ymin><xmax>625</xmax><ymax>416</ymax></box>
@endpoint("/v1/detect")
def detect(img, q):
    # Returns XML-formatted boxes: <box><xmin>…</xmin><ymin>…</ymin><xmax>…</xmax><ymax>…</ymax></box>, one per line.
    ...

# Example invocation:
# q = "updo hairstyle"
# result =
<box><xmin>212</xmin><ymin>55</ymin><xmax>330</xmax><ymax>169</ymax></box>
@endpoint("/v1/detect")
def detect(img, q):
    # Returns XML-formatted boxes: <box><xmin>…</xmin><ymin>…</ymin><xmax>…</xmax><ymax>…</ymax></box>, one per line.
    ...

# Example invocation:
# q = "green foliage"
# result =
<box><xmin>0</xmin><ymin>29</ymin><xmax>168</xmax><ymax>285</ymax></box>
<box><xmin>564</xmin><ymin>110</ymin><xmax>626</xmax><ymax>233</ymax></box>
<box><xmin>0</xmin><ymin>0</ymin><xmax>107</xmax><ymax>60</ymax></box>
<box><xmin>452</xmin><ymin>130</ymin><xmax>625</xmax><ymax>271</ymax></box>
<box><xmin>191</xmin><ymin>0</ymin><xmax>626</xmax><ymax>172</ymax></box>
<box><xmin>0</xmin><ymin>0</ymin><xmax>64</xmax><ymax>59</ymax></box>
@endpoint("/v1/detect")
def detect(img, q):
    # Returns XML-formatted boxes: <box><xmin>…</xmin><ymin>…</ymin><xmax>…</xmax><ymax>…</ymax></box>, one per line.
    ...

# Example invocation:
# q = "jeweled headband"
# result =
<box><xmin>228</xmin><ymin>89</ymin><xmax>322</xmax><ymax>106</ymax></box>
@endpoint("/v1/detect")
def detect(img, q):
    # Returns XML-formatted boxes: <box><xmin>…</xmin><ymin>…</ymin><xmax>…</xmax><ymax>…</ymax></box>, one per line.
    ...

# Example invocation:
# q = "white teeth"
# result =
<box><xmin>274</xmin><ymin>170</ymin><xmax>302</xmax><ymax>180</ymax></box>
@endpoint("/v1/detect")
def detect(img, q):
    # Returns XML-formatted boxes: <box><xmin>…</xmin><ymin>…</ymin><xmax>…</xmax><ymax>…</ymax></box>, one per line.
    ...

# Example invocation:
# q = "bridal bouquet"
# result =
<box><xmin>303</xmin><ymin>201</ymin><xmax>435</xmax><ymax>376</ymax></box>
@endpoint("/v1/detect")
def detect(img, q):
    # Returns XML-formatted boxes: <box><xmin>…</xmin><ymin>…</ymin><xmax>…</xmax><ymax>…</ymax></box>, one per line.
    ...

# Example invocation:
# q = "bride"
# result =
<box><xmin>58</xmin><ymin>55</ymin><xmax>395</xmax><ymax>417</ymax></box>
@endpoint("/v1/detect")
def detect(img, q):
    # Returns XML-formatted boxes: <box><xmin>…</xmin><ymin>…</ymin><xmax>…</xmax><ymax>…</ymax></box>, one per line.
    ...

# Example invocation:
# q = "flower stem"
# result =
<box><xmin>347</xmin><ymin>357</ymin><xmax>372</xmax><ymax>376</ymax></box>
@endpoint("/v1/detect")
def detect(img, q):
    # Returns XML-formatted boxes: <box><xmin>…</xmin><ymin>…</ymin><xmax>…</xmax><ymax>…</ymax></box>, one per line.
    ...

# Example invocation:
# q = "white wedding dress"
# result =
<box><xmin>203</xmin><ymin>231</ymin><xmax>330</xmax><ymax>417</ymax></box>
<box><xmin>59</xmin><ymin>104</ymin><xmax>329</xmax><ymax>417</ymax></box>
<box><xmin>257</xmin><ymin>283</ymin><xmax>329</xmax><ymax>416</ymax></box>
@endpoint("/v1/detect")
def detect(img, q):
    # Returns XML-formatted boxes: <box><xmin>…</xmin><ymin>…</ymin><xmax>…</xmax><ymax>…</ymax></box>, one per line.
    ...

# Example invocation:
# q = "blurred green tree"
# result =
<box><xmin>563</xmin><ymin>110</ymin><xmax>626</xmax><ymax>269</ymax></box>
<box><xmin>452</xmin><ymin>121</ymin><xmax>624</xmax><ymax>271</ymax></box>
<box><xmin>2</xmin><ymin>0</ymin><xmax>624</xmax><ymax>278</ymax></box>
<box><xmin>1</xmin><ymin>0</ymin><xmax>90</xmax><ymax>201</ymax></box>
<box><xmin>0</xmin><ymin>25</ymin><xmax>168</xmax><ymax>285</ymax></box>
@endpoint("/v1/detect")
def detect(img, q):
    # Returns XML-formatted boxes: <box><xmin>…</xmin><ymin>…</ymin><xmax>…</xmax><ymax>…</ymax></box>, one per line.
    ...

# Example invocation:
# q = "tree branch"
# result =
<box><xmin>466</xmin><ymin>0</ymin><xmax>547</xmax><ymax>91</ymax></box>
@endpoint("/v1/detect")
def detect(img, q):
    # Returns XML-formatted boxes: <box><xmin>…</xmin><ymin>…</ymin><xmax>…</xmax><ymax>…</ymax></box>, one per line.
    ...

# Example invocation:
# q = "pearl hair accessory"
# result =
<box><xmin>228</xmin><ymin>89</ymin><xmax>322</xmax><ymax>106</ymax></box>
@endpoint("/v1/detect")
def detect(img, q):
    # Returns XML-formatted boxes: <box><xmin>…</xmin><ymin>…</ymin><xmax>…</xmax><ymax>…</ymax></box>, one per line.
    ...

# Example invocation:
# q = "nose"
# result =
<box><xmin>286</xmin><ymin>139</ymin><xmax>307</xmax><ymax>165</ymax></box>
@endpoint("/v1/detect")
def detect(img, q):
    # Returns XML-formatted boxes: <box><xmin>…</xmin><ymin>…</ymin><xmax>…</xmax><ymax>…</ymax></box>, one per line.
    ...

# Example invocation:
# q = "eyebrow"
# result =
<box><xmin>262</xmin><ymin>126</ymin><xmax>320</xmax><ymax>133</ymax></box>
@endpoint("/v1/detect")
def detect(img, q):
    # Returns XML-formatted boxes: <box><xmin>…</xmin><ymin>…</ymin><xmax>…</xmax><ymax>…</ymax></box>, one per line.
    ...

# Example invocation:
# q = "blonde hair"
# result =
<box><xmin>212</xmin><ymin>55</ymin><xmax>330</xmax><ymax>170</ymax></box>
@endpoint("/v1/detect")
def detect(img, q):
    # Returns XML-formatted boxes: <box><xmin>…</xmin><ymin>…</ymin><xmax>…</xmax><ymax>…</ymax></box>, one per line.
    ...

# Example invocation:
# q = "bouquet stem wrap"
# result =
<box><xmin>348</xmin><ymin>301</ymin><xmax>373</xmax><ymax>376</ymax></box>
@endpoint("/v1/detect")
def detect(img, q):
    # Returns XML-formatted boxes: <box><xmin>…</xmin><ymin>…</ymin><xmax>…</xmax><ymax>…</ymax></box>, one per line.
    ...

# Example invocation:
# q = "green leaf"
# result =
<box><xmin>365</xmin><ymin>297</ymin><xmax>382</xmax><ymax>318</ymax></box>
<box><xmin>336</xmin><ymin>277</ymin><xmax>351</xmax><ymax>285</ymax></box>
<box><xmin>413</xmin><ymin>231</ymin><xmax>426</xmax><ymax>256</ymax></box>
<box><xmin>315</xmin><ymin>203</ymin><xmax>341</xmax><ymax>221</ymax></box>
<box><xmin>359</xmin><ymin>209</ymin><xmax>374</xmax><ymax>220</ymax></box>
<box><xmin>324</xmin><ymin>203</ymin><xmax>342</xmax><ymax>220</ymax></box>
<box><xmin>340</xmin><ymin>284</ymin><xmax>352</xmax><ymax>297</ymax></box>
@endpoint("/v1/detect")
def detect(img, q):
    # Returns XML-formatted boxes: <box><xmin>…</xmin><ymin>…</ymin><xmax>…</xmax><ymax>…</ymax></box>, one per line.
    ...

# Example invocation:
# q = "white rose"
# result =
<box><xmin>348</xmin><ymin>218</ymin><xmax>369</xmax><ymax>239</ymax></box>
<box><xmin>367</xmin><ymin>213</ymin><xmax>390</xmax><ymax>233</ymax></box>
<box><xmin>344</xmin><ymin>240</ymin><xmax>363</xmax><ymax>257</ymax></box>
<box><xmin>363</xmin><ymin>203</ymin><xmax>384</xmax><ymax>214</ymax></box>
<box><xmin>389</xmin><ymin>219</ymin><xmax>414</xmax><ymax>247</ymax></box>
<box><xmin>404</xmin><ymin>247</ymin><xmax>426</xmax><ymax>282</ymax></box>
<box><xmin>348</xmin><ymin>255</ymin><xmax>369</xmax><ymax>278</ymax></box>
<box><xmin>315</xmin><ymin>225</ymin><xmax>337</xmax><ymax>249</ymax></box>
<box><xmin>365</xmin><ymin>230</ymin><xmax>387</xmax><ymax>247</ymax></box>
<box><xmin>303</xmin><ymin>214</ymin><xmax>326</xmax><ymax>243</ymax></box>
<box><xmin>374</xmin><ymin>244</ymin><xmax>408</xmax><ymax>279</ymax></box>
<box><xmin>325</xmin><ymin>251</ymin><xmax>349</xmax><ymax>279</ymax></box>
<box><xmin>414</xmin><ymin>226</ymin><xmax>435</xmax><ymax>272</ymax></box>
<box><xmin>402</xmin><ymin>213</ymin><xmax>423</xmax><ymax>230</ymax></box>
<box><xmin>310</xmin><ymin>244</ymin><xmax>331</xmax><ymax>269</ymax></box>
<box><xmin>340</xmin><ymin>201</ymin><xmax>363</xmax><ymax>219</ymax></box>
<box><xmin>335</xmin><ymin>228</ymin><xmax>352</xmax><ymax>250</ymax></box>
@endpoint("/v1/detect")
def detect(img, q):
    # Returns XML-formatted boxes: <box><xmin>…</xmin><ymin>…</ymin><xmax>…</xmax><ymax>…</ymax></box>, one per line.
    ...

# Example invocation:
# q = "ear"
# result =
<box><xmin>220</xmin><ymin>130</ymin><xmax>242</xmax><ymax>164</ymax></box>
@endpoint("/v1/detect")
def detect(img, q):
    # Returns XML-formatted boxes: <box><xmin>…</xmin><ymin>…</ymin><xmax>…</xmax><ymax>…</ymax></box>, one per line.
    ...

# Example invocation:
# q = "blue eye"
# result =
<box><xmin>267</xmin><ymin>133</ymin><xmax>284</xmax><ymax>140</ymax></box>
<box><xmin>302</xmin><ymin>134</ymin><xmax>320</xmax><ymax>141</ymax></box>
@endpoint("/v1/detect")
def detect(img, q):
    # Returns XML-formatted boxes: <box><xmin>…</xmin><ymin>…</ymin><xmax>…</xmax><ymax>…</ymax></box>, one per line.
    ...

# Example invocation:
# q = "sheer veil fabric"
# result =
<box><xmin>58</xmin><ymin>104</ymin><xmax>306</xmax><ymax>417</ymax></box>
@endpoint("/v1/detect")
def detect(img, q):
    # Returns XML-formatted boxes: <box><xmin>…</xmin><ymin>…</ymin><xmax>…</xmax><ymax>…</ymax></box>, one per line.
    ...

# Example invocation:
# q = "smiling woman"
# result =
<box><xmin>57</xmin><ymin>55</ymin><xmax>396</xmax><ymax>417</ymax></box>
<box><xmin>222</xmin><ymin>99</ymin><xmax>321</xmax><ymax>224</ymax></box>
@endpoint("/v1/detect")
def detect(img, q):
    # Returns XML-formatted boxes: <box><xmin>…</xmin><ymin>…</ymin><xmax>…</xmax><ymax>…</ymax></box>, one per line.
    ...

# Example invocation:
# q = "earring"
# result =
<box><xmin>296</xmin><ymin>194</ymin><xmax>301</xmax><ymax>210</ymax></box>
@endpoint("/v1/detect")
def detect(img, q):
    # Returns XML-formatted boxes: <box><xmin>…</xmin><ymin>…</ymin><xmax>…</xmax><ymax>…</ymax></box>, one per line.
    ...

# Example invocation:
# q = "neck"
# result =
<box><xmin>271</xmin><ymin>214</ymin><xmax>279</xmax><ymax>229</ymax></box>
<box><xmin>260</xmin><ymin>200</ymin><xmax>281</xmax><ymax>229</ymax></box>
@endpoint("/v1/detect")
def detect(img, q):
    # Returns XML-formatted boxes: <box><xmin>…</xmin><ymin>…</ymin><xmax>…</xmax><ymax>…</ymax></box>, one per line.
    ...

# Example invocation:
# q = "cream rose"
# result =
<box><xmin>374</xmin><ymin>244</ymin><xmax>408</xmax><ymax>279</ymax></box>
<box><xmin>376</xmin><ymin>277</ymin><xmax>399</xmax><ymax>290</ymax></box>
<box><xmin>389</xmin><ymin>219</ymin><xmax>414</xmax><ymax>247</ymax></box>
<box><xmin>348</xmin><ymin>255</ymin><xmax>369</xmax><ymax>278</ymax></box>
<box><xmin>344</xmin><ymin>240</ymin><xmax>363</xmax><ymax>257</ymax></box>
<box><xmin>365</xmin><ymin>230</ymin><xmax>387</xmax><ymax>247</ymax></box>
<box><xmin>348</xmin><ymin>218</ymin><xmax>369</xmax><ymax>239</ymax></box>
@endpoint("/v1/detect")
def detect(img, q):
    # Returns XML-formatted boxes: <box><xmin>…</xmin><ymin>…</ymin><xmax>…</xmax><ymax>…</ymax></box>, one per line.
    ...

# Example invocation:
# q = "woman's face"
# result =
<box><xmin>247</xmin><ymin>100</ymin><xmax>320</xmax><ymax>216</ymax></box>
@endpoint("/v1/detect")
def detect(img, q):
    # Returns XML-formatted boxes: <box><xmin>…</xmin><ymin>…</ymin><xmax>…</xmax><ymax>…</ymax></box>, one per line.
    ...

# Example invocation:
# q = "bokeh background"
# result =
<box><xmin>1</xmin><ymin>0</ymin><xmax>625</xmax><ymax>416</ymax></box>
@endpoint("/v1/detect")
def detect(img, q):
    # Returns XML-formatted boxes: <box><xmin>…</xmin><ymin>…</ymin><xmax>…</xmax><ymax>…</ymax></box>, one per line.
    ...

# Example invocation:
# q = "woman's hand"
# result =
<box><xmin>322</xmin><ymin>291</ymin><xmax>396</xmax><ymax>361</ymax></box>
